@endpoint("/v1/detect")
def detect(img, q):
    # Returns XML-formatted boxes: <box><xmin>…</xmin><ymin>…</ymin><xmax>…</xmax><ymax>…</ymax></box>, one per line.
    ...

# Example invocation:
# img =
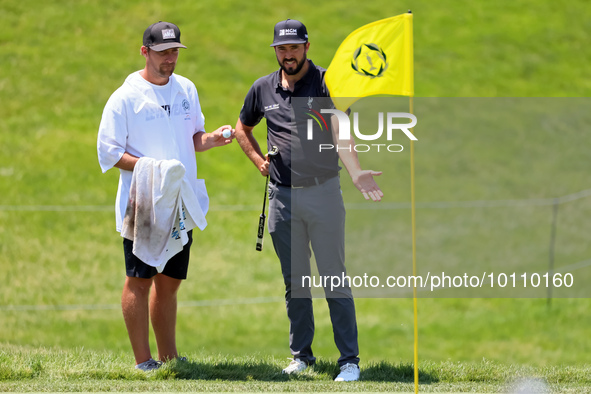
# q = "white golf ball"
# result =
<box><xmin>222</xmin><ymin>129</ymin><xmax>232</xmax><ymax>138</ymax></box>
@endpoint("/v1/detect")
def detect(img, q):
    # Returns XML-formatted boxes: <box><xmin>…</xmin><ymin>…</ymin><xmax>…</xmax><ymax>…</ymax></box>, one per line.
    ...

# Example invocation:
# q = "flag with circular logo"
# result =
<box><xmin>326</xmin><ymin>12</ymin><xmax>414</xmax><ymax>111</ymax></box>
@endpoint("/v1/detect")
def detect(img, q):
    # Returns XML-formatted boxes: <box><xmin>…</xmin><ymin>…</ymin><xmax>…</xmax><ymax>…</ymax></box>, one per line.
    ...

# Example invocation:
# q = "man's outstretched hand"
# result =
<box><xmin>352</xmin><ymin>170</ymin><xmax>384</xmax><ymax>202</ymax></box>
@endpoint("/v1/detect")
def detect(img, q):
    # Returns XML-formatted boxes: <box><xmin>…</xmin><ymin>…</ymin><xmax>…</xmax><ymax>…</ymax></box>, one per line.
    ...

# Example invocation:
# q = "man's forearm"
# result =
<box><xmin>336</xmin><ymin>136</ymin><xmax>363</xmax><ymax>177</ymax></box>
<box><xmin>330</xmin><ymin>114</ymin><xmax>383</xmax><ymax>201</ymax></box>
<box><xmin>235</xmin><ymin>121</ymin><xmax>265</xmax><ymax>169</ymax></box>
<box><xmin>114</xmin><ymin>152</ymin><xmax>140</xmax><ymax>171</ymax></box>
<box><xmin>330</xmin><ymin>114</ymin><xmax>362</xmax><ymax>177</ymax></box>
<box><xmin>193</xmin><ymin>131</ymin><xmax>215</xmax><ymax>152</ymax></box>
<box><xmin>194</xmin><ymin>126</ymin><xmax>234</xmax><ymax>152</ymax></box>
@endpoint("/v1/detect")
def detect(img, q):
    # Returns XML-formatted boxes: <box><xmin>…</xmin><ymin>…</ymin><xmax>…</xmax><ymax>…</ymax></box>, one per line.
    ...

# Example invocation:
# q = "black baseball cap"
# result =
<box><xmin>143</xmin><ymin>21</ymin><xmax>187</xmax><ymax>51</ymax></box>
<box><xmin>270</xmin><ymin>19</ymin><xmax>308</xmax><ymax>47</ymax></box>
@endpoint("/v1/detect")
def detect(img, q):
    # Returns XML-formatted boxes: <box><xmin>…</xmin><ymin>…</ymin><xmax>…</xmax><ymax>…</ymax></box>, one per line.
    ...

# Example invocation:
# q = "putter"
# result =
<box><xmin>256</xmin><ymin>146</ymin><xmax>279</xmax><ymax>251</ymax></box>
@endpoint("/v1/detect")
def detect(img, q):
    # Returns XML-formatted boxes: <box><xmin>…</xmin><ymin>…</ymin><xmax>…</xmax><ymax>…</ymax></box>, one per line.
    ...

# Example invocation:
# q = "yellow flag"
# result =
<box><xmin>325</xmin><ymin>12</ymin><xmax>414</xmax><ymax>111</ymax></box>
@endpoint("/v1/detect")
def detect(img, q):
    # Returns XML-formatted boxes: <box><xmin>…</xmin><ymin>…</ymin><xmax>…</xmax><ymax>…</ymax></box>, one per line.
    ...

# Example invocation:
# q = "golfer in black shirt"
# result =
<box><xmin>235</xmin><ymin>19</ymin><xmax>383</xmax><ymax>382</ymax></box>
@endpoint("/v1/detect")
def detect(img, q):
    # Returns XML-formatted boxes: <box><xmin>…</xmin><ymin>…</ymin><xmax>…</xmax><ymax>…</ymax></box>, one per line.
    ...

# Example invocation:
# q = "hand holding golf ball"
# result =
<box><xmin>222</xmin><ymin>128</ymin><xmax>233</xmax><ymax>139</ymax></box>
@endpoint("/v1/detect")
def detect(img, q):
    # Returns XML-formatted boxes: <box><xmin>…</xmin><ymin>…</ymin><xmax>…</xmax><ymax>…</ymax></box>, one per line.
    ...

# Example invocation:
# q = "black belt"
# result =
<box><xmin>272</xmin><ymin>174</ymin><xmax>337</xmax><ymax>189</ymax></box>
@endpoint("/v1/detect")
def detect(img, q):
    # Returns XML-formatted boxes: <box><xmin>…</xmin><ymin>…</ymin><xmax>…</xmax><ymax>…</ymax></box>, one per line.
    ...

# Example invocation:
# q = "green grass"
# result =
<box><xmin>1</xmin><ymin>0</ymin><xmax>591</xmax><ymax>392</ymax></box>
<box><xmin>1</xmin><ymin>345</ymin><xmax>590</xmax><ymax>392</ymax></box>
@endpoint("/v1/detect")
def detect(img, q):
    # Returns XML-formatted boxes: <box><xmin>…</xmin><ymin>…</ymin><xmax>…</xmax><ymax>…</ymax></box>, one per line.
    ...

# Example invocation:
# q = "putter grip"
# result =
<box><xmin>256</xmin><ymin>213</ymin><xmax>266</xmax><ymax>251</ymax></box>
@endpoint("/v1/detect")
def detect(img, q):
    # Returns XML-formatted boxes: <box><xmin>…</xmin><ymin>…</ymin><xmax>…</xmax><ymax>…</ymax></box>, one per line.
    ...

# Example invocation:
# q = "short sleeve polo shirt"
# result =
<box><xmin>239</xmin><ymin>60</ymin><xmax>340</xmax><ymax>185</ymax></box>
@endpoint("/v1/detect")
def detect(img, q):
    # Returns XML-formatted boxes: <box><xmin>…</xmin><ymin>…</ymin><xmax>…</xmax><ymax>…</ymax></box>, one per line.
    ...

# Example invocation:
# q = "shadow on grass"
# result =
<box><xmin>164</xmin><ymin>359</ymin><xmax>303</xmax><ymax>382</ymax></box>
<box><xmin>358</xmin><ymin>361</ymin><xmax>439</xmax><ymax>383</ymax></box>
<box><xmin>162</xmin><ymin>359</ymin><xmax>438</xmax><ymax>383</ymax></box>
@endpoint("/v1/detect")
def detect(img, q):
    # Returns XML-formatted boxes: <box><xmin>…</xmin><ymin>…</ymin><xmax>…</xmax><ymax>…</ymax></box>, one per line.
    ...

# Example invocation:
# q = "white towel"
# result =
<box><xmin>121</xmin><ymin>157</ymin><xmax>207</xmax><ymax>272</ymax></box>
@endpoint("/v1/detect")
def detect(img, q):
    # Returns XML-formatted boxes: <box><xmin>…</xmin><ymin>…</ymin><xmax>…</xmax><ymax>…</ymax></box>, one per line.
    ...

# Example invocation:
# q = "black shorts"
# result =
<box><xmin>123</xmin><ymin>231</ymin><xmax>193</xmax><ymax>280</ymax></box>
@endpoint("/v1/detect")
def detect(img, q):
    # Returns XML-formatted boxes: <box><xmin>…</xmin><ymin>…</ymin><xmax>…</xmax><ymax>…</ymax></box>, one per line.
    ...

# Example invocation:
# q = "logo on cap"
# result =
<box><xmin>279</xmin><ymin>28</ymin><xmax>298</xmax><ymax>36</ymax></box>
<box><xmin>162</xmin><ymin>29</ymin><xmax>176</xmax><ymax>39</ymax></box>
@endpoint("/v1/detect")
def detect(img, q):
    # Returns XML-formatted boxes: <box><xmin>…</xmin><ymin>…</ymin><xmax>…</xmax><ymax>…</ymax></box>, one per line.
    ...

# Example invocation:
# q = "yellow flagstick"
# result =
<box><xmin>409</xmin><ymin>96</ymin><xmax>419</xmax><ymax>394</ymax></box>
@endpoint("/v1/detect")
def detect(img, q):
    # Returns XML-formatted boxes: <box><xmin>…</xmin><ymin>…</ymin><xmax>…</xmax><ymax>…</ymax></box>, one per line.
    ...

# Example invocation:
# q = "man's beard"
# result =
<box><xmin>278</xmin><ymin>55</ymin><xmax>306</xmax><ymax>76</ymax></box>
<box><xmin>158</xmin><ymin>63</ymin><xmax>176</xmax><ymax>77</ymax></box>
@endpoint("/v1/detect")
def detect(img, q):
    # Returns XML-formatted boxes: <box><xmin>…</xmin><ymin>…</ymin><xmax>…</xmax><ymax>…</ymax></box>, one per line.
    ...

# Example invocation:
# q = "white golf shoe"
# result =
<box><xmin>334</xmin><ymin>363</ymin><xmax>360</xmax><ymax>381</ymax></box>
<box><xmin>281</xmin><ymin>358</ymin><xmax>308</xmax><ymax>374</ymax></box>
<box><xmin>135</xmin><ymin>358</ymin><xmax>162</xmax><ymax>372</ymax></box>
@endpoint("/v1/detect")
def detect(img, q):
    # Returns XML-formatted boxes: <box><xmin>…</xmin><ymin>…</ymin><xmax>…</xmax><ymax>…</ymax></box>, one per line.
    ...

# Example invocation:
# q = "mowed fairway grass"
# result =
<box><xmin>1</xmin><ymin>0</ymin><xmax>591</xmax><ymax>392</ymax></box>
